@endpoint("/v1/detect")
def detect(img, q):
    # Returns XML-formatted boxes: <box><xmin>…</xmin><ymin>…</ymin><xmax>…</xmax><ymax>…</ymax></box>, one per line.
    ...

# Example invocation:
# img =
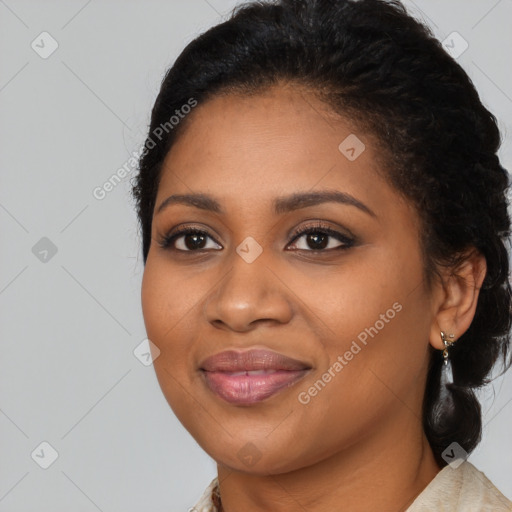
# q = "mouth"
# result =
<box><xmin>199</xmin><ymin>348</ymin><xmax>312</xmax><ymax>405</ymax></box>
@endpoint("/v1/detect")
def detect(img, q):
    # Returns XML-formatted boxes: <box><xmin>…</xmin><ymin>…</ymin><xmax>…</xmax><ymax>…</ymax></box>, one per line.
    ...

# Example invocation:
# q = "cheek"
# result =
<box><xmin>289</xmin><ymin>300</ymin><xmax>430</xmax><ymax>466</ymax></box>
<box><xmin>141</xmin><ymin>256</ymin><xmax>205</xmax><ymax>349</ymax></box>
<box><xmin>141</xmin><ymin>259</ymin><xmax>204</xmax><ymax>415</ymax></box>
<box><xmin>141</xmin><ymin>264</ymin><xmax>173</xmax><ymax>346</ymax></box>
<box><xmin>299</xmin><ymin>249</ymin><xmax>431</xmax><ymax>404</ymax></box>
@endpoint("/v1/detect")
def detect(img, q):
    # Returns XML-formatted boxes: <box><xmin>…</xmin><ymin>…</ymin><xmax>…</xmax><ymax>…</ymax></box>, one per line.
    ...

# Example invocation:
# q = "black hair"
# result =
<box><xmin>131</xmin><ymin>0</ymin><xmax>512</xmax><ymax>467</ymax></box>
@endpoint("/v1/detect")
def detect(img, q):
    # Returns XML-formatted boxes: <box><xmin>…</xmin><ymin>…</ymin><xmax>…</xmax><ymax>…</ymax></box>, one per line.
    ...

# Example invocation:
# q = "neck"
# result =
<box><xmin>215</xmin><ymin>412</ymin><xmax>441</xmax><ymax>512</ymax></box>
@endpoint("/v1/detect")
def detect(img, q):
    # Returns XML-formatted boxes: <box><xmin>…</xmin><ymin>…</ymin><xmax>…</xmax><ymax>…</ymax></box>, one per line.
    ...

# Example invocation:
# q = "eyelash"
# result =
<box><xmin>157</xmin><ymin>222</ymin><xmax>355</xmax><ymax>254</ymax></box>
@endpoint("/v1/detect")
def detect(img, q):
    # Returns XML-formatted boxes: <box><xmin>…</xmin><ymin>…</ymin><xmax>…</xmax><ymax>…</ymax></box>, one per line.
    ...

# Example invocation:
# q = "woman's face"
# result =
<box><xmin>141</xmin><ymin>84</ymin><xmax>437</xmax><ymax>474</ymax></box>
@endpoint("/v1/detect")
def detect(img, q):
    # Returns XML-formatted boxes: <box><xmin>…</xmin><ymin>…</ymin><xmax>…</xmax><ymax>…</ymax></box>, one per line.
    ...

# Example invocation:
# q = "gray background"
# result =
<box><xmin>0</xmin><ymin>0</ymin><xmax>511</xmax><ymax>510</ymax></box>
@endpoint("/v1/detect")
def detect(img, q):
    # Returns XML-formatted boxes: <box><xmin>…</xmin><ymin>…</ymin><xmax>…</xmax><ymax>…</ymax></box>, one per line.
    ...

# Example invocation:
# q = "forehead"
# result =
<box><xmin>155</xmin><ymin>84</ymin><xmax>412</xmax><ymax>226</ymax></box>
<box><xmin>161</xmin><ymin>86</ymin><xmax>384</xmax><ymax>192</ymax></box>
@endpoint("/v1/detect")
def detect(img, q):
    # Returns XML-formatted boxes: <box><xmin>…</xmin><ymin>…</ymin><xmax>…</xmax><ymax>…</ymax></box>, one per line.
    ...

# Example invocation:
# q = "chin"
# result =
<box><xmin>194</xmin><ymin>433</ymin><xmax>314</xmax><ymax>476</ymax></box>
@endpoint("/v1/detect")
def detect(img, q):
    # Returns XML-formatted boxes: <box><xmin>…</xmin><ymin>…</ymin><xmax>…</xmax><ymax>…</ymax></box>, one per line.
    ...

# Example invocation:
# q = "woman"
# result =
<box><xmin>131</xmin><ymin>0</ymin><xmax>512</xmax><ymax>510</ymax></box>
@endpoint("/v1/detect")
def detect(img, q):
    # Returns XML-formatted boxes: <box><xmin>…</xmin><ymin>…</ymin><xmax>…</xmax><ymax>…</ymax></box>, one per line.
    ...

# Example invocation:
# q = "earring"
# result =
<box><xmin>440</xmin><ymin>331</ymin><xmax>456</xmax><ymax>365</ymax></box>
<box><xmin>440</xmin><ymin>331</ymin><xmax>456</xmax><ymax>389</ymax></box>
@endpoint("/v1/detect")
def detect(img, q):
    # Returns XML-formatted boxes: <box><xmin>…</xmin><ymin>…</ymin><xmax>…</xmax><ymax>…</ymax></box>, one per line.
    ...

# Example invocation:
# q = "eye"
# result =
<box><xmin>158</xmin><ymin>222</ymin><xmax>355</xmax><ymax>253</ymax></box>
<box><xmin>158</xmin><ymin>227</ymin><xmax>222</xmax><ymax>252</ymax></box>
<box><xmin>287</xmin><ymin>222</ymin><xmax>355</xmax><ymax>252</ymax></box>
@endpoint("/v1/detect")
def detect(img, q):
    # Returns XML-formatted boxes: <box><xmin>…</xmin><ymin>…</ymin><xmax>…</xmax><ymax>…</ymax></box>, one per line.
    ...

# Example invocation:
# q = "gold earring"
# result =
<box><xmin>440</xmin><ymin>331</ymin><xmax>456</xmax><ymax>365</ymax></box>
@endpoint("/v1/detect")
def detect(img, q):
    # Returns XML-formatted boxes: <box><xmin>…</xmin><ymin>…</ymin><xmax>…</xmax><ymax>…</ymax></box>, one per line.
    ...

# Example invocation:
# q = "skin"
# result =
<box><xmin>141</xmin><ymin>82</ymin><xmax>487</xmax><ymax>512</ymax></box>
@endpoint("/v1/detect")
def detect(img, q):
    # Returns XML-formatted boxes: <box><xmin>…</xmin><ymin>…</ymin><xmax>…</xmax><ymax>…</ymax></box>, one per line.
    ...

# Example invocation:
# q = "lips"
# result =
<box><xmin>200</xmin><ymin>348</ymin><xmax>311</xmax><ymax>372</ymax></box>
<box><xmin>199</xmin><ymin>349</ymin><xmax>312</xmax><ymax>405</ymax></box>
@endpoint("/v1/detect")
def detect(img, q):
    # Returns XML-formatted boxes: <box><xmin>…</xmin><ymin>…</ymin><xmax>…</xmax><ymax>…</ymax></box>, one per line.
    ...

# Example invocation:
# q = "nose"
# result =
<box><xmin>204</xmin><ymin>249</ymin><xmax>294</xmax><ymax>332</ymax></box>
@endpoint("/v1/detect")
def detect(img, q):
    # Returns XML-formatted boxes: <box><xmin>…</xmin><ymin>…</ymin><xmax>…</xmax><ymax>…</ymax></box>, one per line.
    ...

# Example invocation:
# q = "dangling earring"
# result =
<box><xmin>440</xmin><ymin>331</ymin><xmax>456</xmax><ymax>365</ymax></box>
<box><xmin>440</xmin><ymin>331</ymin><xmax>456</xmax><ymax>387</ymax></box>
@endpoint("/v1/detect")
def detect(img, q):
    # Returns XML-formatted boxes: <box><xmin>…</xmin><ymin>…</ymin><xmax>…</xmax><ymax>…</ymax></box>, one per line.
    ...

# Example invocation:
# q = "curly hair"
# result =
<box><xmin>131</xmin><ymin>0</ymin><xmax>512</xmax><ymax>467</ymax></box>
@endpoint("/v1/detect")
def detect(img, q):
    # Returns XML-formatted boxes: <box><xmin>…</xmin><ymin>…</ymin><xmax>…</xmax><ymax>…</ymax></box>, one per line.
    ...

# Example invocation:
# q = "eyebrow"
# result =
<box><xmin>156</xmin><ymin>190</ymin><xmax>376</xmax><ymax>218</ymax></box>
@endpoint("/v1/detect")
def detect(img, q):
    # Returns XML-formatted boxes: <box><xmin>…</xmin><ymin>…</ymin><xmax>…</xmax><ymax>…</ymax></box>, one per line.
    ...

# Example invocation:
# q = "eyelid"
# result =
<box><xmin>288</xmin><ymin>220</ymin><xmax>355</xmax><ymax>242</ymax></box>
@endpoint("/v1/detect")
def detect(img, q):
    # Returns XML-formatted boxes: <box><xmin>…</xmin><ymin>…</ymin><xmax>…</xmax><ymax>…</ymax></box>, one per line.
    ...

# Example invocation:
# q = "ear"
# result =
<box><xmin>429</xmin><ymin>248</ymin><xmax>487</xmax><ymax>350</ymax></box>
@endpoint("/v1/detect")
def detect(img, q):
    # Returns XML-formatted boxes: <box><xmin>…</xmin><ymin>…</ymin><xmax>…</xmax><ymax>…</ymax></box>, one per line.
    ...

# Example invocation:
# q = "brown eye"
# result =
<box><xmin>159</xmin><ymin>228</ymin><xmax>222</xmax><ymax>252</ymax></box>
<box><xmin>287</xmin><ymin>225</ymin><xmax>354</xmax><ymax>252</ymax></box>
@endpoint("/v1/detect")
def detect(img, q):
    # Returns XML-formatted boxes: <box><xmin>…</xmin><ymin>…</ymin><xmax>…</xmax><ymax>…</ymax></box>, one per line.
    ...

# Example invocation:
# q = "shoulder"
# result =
<box><xmin>189</xmin><ymin>465</ymin><xmax>512</xmax><ymax>512</ymax></box>
<box><xmin>189</xmin><ymin>477</ymin><xmax>219</xmax><ymax>512</ymax></box>
<box><xmin>407</xmin><ymin>461</ymin><xmax>512</xmax><ymax>512</ymax></box>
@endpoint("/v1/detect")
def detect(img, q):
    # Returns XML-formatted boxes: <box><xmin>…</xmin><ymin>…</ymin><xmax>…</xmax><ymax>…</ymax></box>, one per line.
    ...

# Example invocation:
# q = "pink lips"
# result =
<box><xmin>199</xmin><ymin>349</ymin><xmax>311</xmax><ymax>405</ymax></box>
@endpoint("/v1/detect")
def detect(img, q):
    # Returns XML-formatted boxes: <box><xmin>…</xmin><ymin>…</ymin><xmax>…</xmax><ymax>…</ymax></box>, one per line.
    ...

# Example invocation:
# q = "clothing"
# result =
<box><xmin>190</xmin><ymin>461</ymin><xmax>512</xmax><ymax>511</ymax></box>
